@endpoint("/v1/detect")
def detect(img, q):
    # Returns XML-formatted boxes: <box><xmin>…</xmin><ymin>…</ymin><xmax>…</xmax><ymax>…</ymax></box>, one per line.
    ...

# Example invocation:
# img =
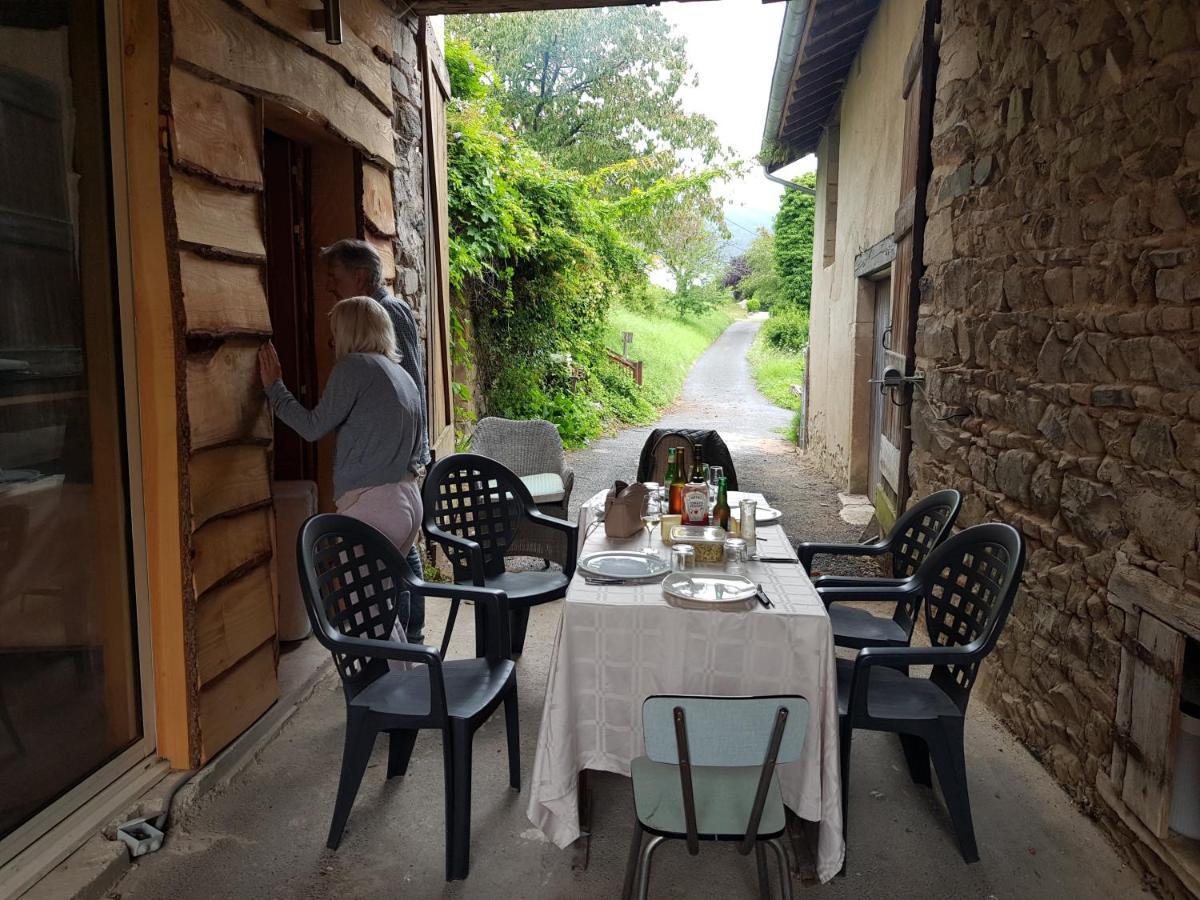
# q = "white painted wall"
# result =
<box><xmin>804</xmin><ymin>0</ymin><xmax>923</xmax><ymax>489</ymax></box>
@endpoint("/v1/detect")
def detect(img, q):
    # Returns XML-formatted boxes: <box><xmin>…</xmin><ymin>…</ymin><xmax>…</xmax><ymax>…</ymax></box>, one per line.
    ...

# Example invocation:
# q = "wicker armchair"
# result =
<box><xmin>469</xmin><ymin>417</ymin><xmax>575</xmax><ymax>566</ymax></box>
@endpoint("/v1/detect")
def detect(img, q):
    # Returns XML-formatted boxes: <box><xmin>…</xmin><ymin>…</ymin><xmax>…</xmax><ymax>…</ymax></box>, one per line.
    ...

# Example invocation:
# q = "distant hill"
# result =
<box><xmin>719</xmin><ymin>205</ymin><xmax>776</xmax><ymax>260</ymax></box>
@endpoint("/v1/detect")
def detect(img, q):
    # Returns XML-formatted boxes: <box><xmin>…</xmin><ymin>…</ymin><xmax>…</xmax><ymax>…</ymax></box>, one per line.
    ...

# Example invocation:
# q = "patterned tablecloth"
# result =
<box><xmin>526</xmin><ymin>490</ymin><xmax>845</xmax><ymax>883</ymax></box>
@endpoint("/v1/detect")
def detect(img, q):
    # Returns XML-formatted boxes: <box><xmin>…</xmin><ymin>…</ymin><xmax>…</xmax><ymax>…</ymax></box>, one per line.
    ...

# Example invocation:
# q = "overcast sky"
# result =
<box><xmin>662</xmin><ymin>0</ymin><xmax>816</xmax><ymax>244</ymax></box>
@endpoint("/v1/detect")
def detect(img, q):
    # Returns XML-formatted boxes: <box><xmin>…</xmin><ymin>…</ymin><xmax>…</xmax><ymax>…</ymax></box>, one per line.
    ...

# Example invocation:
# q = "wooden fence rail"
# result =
<box><xmin>606</xmin><ymin>349</ymin><xmax>643</xmax><ymax>386</ymax></box>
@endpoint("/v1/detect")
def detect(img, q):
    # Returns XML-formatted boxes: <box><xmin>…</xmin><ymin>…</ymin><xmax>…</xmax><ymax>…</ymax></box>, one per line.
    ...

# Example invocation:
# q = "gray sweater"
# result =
<box><xmin>266</xmin><ymin>353</ymin><xmax>423</xmax><ymax>498</ymax></box>
<box><xmin>372</xmin><ymin>287</ymin><xmax>431</xmax><ymax>466</ymax></box>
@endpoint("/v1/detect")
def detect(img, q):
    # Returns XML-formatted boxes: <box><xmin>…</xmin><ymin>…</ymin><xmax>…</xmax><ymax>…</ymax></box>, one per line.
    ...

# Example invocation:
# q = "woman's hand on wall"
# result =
<box><xmin>258</xmin><ymin>341</ymin><xmax>283</xmax><ymax>388</ymax></box>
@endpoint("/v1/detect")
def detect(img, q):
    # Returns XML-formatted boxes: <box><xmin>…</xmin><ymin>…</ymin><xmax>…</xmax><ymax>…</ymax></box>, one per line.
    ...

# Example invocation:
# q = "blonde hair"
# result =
<box><xmin>330</xmin><ymin>296</ymin><xmax>401</xmax><ymax>363</ymax></box>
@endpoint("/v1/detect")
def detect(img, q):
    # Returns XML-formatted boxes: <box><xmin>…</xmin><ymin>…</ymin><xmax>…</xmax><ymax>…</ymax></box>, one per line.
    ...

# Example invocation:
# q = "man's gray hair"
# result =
<box><xmin>320</xmin><ymin>239</ymin><xmax>383</xmax><ymax>291</ymax></box>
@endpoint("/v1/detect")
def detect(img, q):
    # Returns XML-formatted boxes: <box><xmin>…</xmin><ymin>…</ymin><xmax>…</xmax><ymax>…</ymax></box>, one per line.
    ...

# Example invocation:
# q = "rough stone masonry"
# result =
<box><xmin>910</xmin><ymin>0</ymin><xmax>1200</xmax><ymax>894</ymax></box>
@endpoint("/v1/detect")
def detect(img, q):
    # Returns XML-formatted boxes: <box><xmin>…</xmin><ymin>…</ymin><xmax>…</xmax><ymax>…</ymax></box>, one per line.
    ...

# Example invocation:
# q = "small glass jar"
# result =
<box><xmin>724</xmin><ymin>537</ymin><xmax>747</xmax><ymax>575</ymax></box>
<box><xmin>738</xmin><ymin>499</ymin><xmax>758</xmax><ymax>556</ymax></box>
<box><xmin>671</xmin><ymin>544</ymin><xmax>695</xmax><ymax>572</ymax></box>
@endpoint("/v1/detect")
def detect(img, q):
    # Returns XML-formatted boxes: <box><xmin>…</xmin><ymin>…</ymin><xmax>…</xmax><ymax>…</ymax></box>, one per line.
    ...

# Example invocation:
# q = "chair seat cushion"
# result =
<box><xmin>479</xmin><ymin>569</ymin><xmax>569</xmax><ymax>605</ymax></box>
<box><xmin>519</xmin><ymin>473</ymin><xmax>565</xmax><ymax>504</ymax></box>
<box><xmin>836</xmin><ymin>657</ymin><xmax>962</xmax><ymax>721</ymax></box>
<box><xmin>351</xmin><ymin>657</ymin><xmax>514</xmax><ymax>720</ymax></box>
<box><xmin>631</xmin><ymin>756</ymin><xmax>786</xmax><ymax>839</ymax></box>
<box><xmin>828</xmin><ymin>605</ymin><xmax>908</xmax><ymax>649</ymax></box>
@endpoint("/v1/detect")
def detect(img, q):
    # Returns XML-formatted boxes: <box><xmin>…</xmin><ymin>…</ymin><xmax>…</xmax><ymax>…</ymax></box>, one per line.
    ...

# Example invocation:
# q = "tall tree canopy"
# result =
<box><xmin>449</xmin><ymin>9</ymin><xmax>723</xmax><ymax>176</ymax></box>
<box><xmin>773</xmin><ymin>172</ymin><xmax>817</xmax><ymax>309</ymax></box>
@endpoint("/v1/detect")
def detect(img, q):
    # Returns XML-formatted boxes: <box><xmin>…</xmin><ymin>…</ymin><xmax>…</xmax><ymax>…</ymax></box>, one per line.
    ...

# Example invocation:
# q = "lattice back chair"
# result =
<box><xmin>835</xmin><ymin>523</ymin><xmax>1024</xmax><ymax>865</ymax></box>
<box><xmin>624</xmin><ymin>695</ymin><xmax>810</xmax><ymax>900</ymax></box>
<box><xmin>298</xmin><ymin>514</ymin><xmax>520</xmax><ymax>881</ymax></box>
<box><xmin>425</xmin><ymin>454</ymin><xmax>527</xmax><ymax>583</ymax></box>
<box><xmin>920</xmin><ymin>524</ymin><xmax>1022</xmax><ymax>712</ymax></box>
<box><xmin>798</xmin><ymin>489</ymin><xmax>961</xmax><ymax>579</ymax></box>
<box><xmin>423</xmin><ymin>453</ymin><xmax>578</xmax><ymax>656</ymax></box>
<box><xmin>811</xmin><ymin>490</ymin><xmax>962</xmax><ymax>651</ymax></box>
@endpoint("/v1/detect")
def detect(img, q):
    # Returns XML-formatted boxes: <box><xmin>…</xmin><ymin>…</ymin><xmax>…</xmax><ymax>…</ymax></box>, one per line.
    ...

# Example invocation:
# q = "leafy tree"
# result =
<box><xmin>649</xmin><ymin>209</ymin><xmax>728</xmax><ymax>319</ymax></box>
<box><xmin>774</xmin><ymin>172</ymin><xmax>817</xmax><ymax>309</ymax></box>
<box><xmin>449</xmin><ymin>9</ymin><xmax>723</xmax><ymax>177</ymax></box>
<box><xmin>723</xmin><ymin>254</ymin><xmax>750</xmax><ymax>294</ymax></box>
<box><xmin>739</xmin><ymin>228</ymin><xmax>784</xmax><ymax>309</ymax></box>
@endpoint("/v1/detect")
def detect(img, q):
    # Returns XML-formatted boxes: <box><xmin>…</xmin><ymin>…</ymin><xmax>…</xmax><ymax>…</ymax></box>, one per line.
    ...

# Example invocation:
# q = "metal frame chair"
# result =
<box><xmin>423</xmin><ymin>453</ymin><xmax>578</xmax><ymax>657</ymax></box>
<box><xmin>623</xmin><ymin>695</ymin><xmax>810</xmax><ymax>900</ymax></box>
<box><xmin>297</xmin><ymin>513</ymin><xmax>520</xmax><ymax>881</ymax></box>
<box><xmin>827</xmin><ymin>523</ymin><xmax>1025</xmax><ymax>865</ymax></box>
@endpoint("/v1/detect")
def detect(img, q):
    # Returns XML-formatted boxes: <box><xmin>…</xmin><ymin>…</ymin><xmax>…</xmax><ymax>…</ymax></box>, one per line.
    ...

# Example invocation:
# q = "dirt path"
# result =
<box><xmin>570</xmin><ymin>312</ymin><xmax>864</xmax><ymax>561</ymax></box>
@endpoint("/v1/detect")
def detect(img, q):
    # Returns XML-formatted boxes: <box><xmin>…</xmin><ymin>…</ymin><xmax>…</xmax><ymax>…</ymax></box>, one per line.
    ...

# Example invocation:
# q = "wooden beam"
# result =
<box><xmin>122</xmin><ymin>0</ymin><xmax>195</xmax><ymax>768</ymax></box>
<box><xmin>170</xmin><ymin>0</ymin><xmax>396</xmax><ymax>165</ymax></box>
<box><xmin>195</xmin><ymin>563</ymin><xmax>276</xmax><ymax>686</ymax></box>
<box><xmin>188</xmin><ymin>444</ymin><xmax>272</xmax><ymax>529</ymax></box>
<box><xmin>234</xmin><ymin>0</ymin><xmax>393</xmax><ymax>114</ymax></box>
<box><xmin>169</xmin><ymin>66</ymin><xmax>262</xmax><ymax>189</ymax></box>
<box><xmin>361</xmin><ymin>162</ymin><xmax>397</xmax><ymax>237</ymax></box>
<box><xmin>185</xmin><ymin>339</ymin><xmax>273</xmax><ymax>451</ymax></box>
<box><xmin>172</xmin><ymin>172</ymin><xmax>266</xmax><ymax>258</ymax></box>
<box><xmin>179</xmin><ymin>252</ymin><xmax>271</xmax><ymax>336</ymax></box>
<box><xmin>197</xmin><ymin>638</ymin><xmax>278</xmax><ymax>762</ymax></box>
<box><xmin>854</xmin><ymin>235</ymin><xmax>896</xmax><ymax>278</ymax></box>
<box><xmin>191</xmin><ymin>506</ymin><xmax>274</xmax><ymax>598</ymax></box>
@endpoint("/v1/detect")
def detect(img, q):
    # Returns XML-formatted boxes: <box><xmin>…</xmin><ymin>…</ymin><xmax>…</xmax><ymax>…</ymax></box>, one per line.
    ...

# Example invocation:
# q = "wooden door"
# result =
<box><xmin>868</xmin><ymin>276</ymin><xmax>892</xmax><ymax>502</ymax></box>
<box><xmin>263</xmin><ymin>130</ymin><xmax>317</xmax><ymax>481</ymax></box>
<box><xmin>421</xmin><ymin>25</ymin><xmax>455</xmax><ymax>459</ymax></box>
<box><xmin>884</xmin><ymin>0</ymin><xmax>940</xmax><ymax>513</ymax></box>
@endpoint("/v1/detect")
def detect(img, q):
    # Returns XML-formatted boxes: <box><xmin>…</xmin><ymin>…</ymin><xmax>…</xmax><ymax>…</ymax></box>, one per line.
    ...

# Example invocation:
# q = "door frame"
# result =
<box><xmin>0</xmin><ymin>0</ymin><xmax>162</xmax><ymax>889</ymax></box>
<box><xmin>867</xmin><ymin>270</ymin><xmax>893</xmax><ymax>503</ymax></box>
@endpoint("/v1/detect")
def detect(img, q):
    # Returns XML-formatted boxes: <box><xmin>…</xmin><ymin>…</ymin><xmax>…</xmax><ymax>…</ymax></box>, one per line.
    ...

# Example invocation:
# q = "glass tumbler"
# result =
<box><xmin>738</xmin><ymin>499</ymin><xmax>758</xmax><ymax>556</ymax></box>
<box><xmin>724</xmin><ymin>538</ymin><xmax>747</xmax><ymax>575</ymax></box>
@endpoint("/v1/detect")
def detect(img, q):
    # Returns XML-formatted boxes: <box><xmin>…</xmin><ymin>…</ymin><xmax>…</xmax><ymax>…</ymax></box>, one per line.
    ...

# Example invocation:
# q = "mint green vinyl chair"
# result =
<box><xmin>622</xmin><ymin>695</ymin><xmax>810</xmax><ymax>900</ymax></box>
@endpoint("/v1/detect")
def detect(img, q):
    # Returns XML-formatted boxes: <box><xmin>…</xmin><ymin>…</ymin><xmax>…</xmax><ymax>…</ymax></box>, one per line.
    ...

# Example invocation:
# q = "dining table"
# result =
<box><xmin>525</xmin><ymin>488</ymin><xmax>846</xmax><ymax>883</ymax></box>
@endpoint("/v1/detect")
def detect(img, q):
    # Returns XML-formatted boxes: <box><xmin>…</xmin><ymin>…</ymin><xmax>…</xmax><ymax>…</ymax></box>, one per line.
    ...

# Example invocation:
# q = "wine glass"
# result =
<box><xmin>641</xmin><ymin>494</ymin><xmax>662</xmax><ymax>554</ymax></box>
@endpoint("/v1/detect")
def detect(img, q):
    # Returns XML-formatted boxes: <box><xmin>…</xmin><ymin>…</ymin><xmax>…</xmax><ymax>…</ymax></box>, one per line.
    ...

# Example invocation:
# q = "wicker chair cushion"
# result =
<box><xmin>519</xmin><ymin>473</ymin><xmax>566</xmax><ymax>504</ymax></box>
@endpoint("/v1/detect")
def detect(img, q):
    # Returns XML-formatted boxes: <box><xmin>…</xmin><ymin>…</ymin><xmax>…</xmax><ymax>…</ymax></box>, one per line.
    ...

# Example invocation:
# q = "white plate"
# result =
<box><xmin>661</xmin><ymin>572</ymin><xmax>758</xmax><ymax>611</ymax></box>
<box><xmin>578</xmin><ymin>550</ymin><xmax>671</xmax><ymax>580</ymax></box>
<box><xmin>730</xmin><ymin>505</ymin><xmax>783</xmax><ymax>525</ymax></box>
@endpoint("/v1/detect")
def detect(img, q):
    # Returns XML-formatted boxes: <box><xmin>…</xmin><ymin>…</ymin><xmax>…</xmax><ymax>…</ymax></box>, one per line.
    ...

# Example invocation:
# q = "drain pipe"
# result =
<box><xmin>764</xmin><ymin>168</ymin><xmax>816</xmax><ymax>195</ymax></box>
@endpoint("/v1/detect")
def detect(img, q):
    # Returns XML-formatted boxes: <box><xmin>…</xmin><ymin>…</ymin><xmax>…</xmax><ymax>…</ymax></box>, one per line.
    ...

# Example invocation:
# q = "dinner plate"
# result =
<box><xmin>578</xmin><ymin>550</ymin><xmax>671</xmax><ymax>580</ymax></box>
<box><xmin>730</xmin><ymin>505</ymin><xmax>783</xmax><ymax>525</ymax></box>
<box><xmin>661</xmin><ymin>572</ymin><xmax>758</xmax><ymax>611</ymax></box>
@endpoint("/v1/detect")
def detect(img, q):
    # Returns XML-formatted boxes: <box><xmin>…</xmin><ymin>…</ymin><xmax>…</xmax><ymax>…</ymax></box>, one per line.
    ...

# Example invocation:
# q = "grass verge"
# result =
<box><xmin>747</xmin><ymin>326</ymin><xmax>805</xmax><ymax>443</ymax></box>
<box><xmin>603</xmin><ymin>302</ymin><xmax>738</xmax><ymax>415</ymax></box>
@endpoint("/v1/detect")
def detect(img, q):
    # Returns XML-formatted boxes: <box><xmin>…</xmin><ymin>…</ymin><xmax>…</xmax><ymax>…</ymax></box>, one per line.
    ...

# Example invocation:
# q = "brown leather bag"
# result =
<box><xmin>603</xmin><ymin>481</ymin><xmax>648</xmax><ymax>539</ymax></box>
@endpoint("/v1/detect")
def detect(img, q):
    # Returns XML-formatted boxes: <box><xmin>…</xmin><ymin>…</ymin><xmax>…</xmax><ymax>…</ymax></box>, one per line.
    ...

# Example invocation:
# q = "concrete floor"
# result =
<box><xmin>109</xmin><ymin>317</ymin><xmax>1148</xmax><ymax>899</ymax></box>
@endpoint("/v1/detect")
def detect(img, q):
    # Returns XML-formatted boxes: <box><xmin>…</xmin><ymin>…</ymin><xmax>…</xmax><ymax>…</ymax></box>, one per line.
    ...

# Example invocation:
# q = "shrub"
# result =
<box><xmin>761</xmin><ymin>306</ymin><xmax>809</xmax><ymax>353</ymax></box>
<box><xmin>746</xmin><ymin>297</ymin><xmax>762</xmax><ymax>313</ymax></box>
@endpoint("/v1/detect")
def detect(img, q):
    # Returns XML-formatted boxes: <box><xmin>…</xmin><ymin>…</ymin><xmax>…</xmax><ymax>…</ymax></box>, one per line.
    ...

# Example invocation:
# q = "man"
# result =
<box><xmin>320</xmin><ymin>239</ymin><xmax>430</xmax><ymax>643</ymax></box>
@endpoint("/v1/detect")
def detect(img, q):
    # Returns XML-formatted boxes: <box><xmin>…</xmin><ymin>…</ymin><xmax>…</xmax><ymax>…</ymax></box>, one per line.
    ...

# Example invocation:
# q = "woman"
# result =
<box><xmin>258</xmin><ymin>296</ymin><xmax>424</xmax><ymax>645</ymax></box>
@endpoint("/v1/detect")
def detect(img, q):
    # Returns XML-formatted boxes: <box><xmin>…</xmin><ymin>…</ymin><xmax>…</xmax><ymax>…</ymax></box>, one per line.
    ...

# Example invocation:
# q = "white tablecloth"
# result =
<box><xmin>526</xmin><ymin>490</ymin><xmax>845</xmax><ymax>882</ymax></box>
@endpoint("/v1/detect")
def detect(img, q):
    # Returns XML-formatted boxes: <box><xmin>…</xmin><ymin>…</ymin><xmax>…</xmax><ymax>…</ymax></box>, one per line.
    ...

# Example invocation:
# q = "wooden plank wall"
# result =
<box><xmin>161</xmin><ymin>0</ymin><xmax>402</xmax><ymax>763</ymax></box>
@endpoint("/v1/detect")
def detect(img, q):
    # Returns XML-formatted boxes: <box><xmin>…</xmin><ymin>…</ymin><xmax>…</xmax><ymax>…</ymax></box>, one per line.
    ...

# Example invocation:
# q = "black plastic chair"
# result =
<box><xmin>423</xmin><ymin>453</ymin><xmax>578</xmax><ymax>657</ymax></box>
<box><xmin>826</xmin><ymin>523</ymin><xmax>1025</xmax><ymax>864</ymax></box>
<box><xmin>297</xmin><ymin>514</ymin><xmax>519</xmax><ymax>881</ymax></box>
<box><xmin>803</xmin><ymin>490</ymin><xmax>961</xmax><ymax>651</ymax></box>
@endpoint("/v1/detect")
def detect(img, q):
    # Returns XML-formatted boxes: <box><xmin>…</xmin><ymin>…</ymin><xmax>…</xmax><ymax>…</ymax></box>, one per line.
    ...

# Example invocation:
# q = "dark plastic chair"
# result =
<box><xmin>826</xmin><ymin>522</ymin><xmax>1025</xmax><ymax>864</ymax></box>
<box><xmin>623</xmin><ymin>695</ymin><xmax>809</xmax><ymax>900</ymax></box>
<box><xmin>297</xmin><ymin>513</ymin><xmax>519</xmax><ymax>881</ymax></box>
<box><xmin>803</xmin><ymin>490</ymin><xmax>962</xmax><ymax>651</ymax></box>
<box><xmin>636</xmin><ymin>428</ymin><xmax>739</xmax><ymax>490</ymax></box>
<box><xmin>422</xmin><ymin>453</ymin><xmax>578</xmax><ymax>657</ymax></box>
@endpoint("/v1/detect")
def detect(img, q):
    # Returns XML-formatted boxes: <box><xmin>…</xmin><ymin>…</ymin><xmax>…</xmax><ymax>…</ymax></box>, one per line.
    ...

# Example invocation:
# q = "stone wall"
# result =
<box><xmin>390</xmin><ymin>15</ymin><xmax>430</xmax><ymax>339</ymax></box>
<box><xmin>912</xmin><ymin>0</ymin><xmax>1200</xmax><ymax>893</ymax></box>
